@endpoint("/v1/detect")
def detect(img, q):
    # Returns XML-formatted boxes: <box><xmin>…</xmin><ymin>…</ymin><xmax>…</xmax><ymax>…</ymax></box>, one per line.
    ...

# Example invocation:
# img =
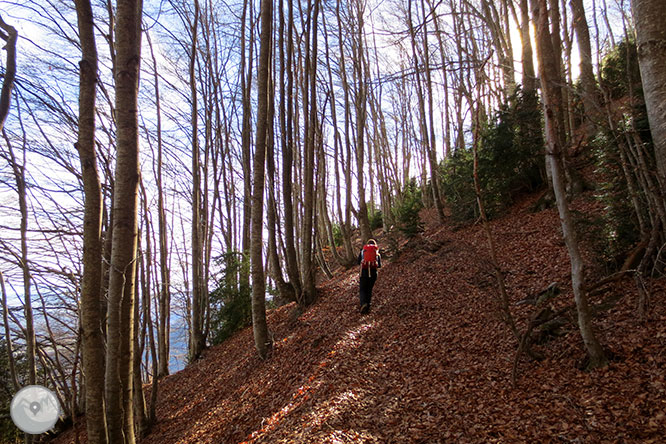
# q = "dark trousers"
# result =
<box><xmin>359</xmin><ymin>269</ymin><xmax>378</xmax><ymax>307</ymax></box>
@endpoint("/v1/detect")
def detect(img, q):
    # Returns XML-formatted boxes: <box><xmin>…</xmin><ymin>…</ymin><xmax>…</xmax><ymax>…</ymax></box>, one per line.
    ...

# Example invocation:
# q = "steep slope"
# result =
<box><xmin>53</xmin><ymin>194</ymin><xmax>666</xmax><ymax>443</ymax></box>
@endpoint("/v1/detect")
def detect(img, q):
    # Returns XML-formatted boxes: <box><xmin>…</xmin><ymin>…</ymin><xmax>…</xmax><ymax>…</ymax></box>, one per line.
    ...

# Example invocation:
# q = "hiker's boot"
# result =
<box><xmin>360</xmin><ymin>303</ymin><xmax>370</xmax><ymax>314</ymax></box>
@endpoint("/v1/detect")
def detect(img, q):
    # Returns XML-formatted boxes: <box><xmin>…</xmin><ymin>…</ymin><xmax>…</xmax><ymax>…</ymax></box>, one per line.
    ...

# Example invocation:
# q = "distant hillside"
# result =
<box><xmin>52</xmin><ymin>192</ymin><xmax>666</xmax><ymax>443</ymax></box>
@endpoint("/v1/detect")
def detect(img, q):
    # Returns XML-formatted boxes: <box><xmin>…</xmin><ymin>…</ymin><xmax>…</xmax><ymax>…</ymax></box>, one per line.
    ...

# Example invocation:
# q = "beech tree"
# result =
<box><xmin>632</xmin><ymin>0</ymin><xmax>666</xmax><ymax>185</ymax></box>
<box><xmin>73</xmin><ymin>0</ymin><xmax>107</xmax><ymax>441</ymax></box>
<box><xmin>530</xmin><ymin>0</ymin><xmax>607</xmax><ymax>369</ymax></box>
<box><xmin>250</xmin><ymin>0</ymin><xmax>273</xmax><ymax>359</ymax></box>
<box><xmin>104</xmin><ymin>0</ymin><xmax>143</xmax><ymax>442</ymax></box>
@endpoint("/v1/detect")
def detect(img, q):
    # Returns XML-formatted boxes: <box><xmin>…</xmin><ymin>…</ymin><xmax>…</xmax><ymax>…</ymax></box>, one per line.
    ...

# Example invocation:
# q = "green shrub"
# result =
<box><xmin>208</xmin><ymin>252</ymin><xmax>252</xmax><ymax>345</ymax></box>
<box><xmin>599</xmin><ymin>38</ymin><xmax>642</xmax><ymax>101</ymax></box>
<box><xmin>331</xmin><ymin>223</ymin><xmax>343</xmax><ymax>247</ymax></box>
<box><xmin>392</xmin><ymin>179</ymin><xmax>424</xmax><ymax>237</ymax></box>
<box><xmin>368</xmin><ymin>204</ymin><xmax>383</xmax><ymax>231</ymax></box>
<box><xmin>441</xmin><ymin>88</ymin><xmax>545</xmax><ymax>222</ymax></box>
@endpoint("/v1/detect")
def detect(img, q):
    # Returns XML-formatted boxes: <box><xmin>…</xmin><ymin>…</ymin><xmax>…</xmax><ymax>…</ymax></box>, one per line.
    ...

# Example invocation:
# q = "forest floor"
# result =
<box><xmin>53</xmin><ymin>191</ymin><xmax>666</xmax><ymax>443</ymax></box>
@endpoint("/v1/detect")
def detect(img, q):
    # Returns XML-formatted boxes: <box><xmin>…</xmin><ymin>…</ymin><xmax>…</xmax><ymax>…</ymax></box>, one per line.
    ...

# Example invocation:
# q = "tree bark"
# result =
<box><xmin>73</xmin><ymin>0</ymin><xmax>108</xmax><ymax>441</ymax></box>
<box><xmin>0</xmin><ymin>15</ymin><xmax>17</xmax><ymax>132</ymax></box>
<box><xmin>531</xmin><ymin>0</ymin><xmax>607</xmax><ymax>369</ymax></box>
<box><xmin>146</xmin><ymin>32</ymin><xmax>171</xmax><ymax>378</ymax></box>
<box><xmin>300</xmin><ymin>0</ymin><xmax>320</xmax><ymax>306</ymax></box>
<box><xmin>632</xmin><ymin>0</ymin><xmax>666</xmax><ymax>185</ymax></box>
<box><xmin>570</xmin><ymin>0</ymin><xmax>601</xmax><ymax>135</ymax></box>
<box><xmin>105</xmin><ymin>0</ymin><xmax>143</xmax><ymax>441</ymax></box>
<box><xmin>1</xmin><ymin>272</ymin><xmax>19</xmax><ymax>391</ymax></box>
<box><xmin>188</xmin><ymin>0</ymin><xmax>206</xmax><ymax>362</ymax></box>
<box><xmin>251</xmin><ymin>0</ymin><xmax>273</xmax><ymax>360</ymax></box>
<box><xmin>281</xmin><ymin>0</ymin><xmax>303</xmax><ymax>297</ymax></box>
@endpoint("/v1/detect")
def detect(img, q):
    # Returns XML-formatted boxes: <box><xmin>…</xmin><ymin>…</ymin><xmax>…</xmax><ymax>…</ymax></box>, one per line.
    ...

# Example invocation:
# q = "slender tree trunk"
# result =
<box><xmin>351</xmin><ymin>0</ymin><xmax>372</xmax><ymax>243</ymax></box>
<box><xmin>334</xmin><ymin>0</ymin><xmax>357</xmax><ymax>263</ymax></box>
<box><xmin>282</xmin><ymin>0</ymin><xmax>302</xmax><ymax>297</ymax></box>
<box><xmin>267</xmin><ymin>61</ymin><xmax>295</xmax><ymax>304</ymax></box>
<box><xmin>1</xmin><ymin>272</ymin><xmax>19</xmax><ymax>391</ymax></box>
<box><xmin>74</xmin><ymin>1</ymin><xmax>107</xmax><ymax>441</ymax></box>
<box><xmin>146</xmin><ymin>32</ymin><xmax>170</xmax><ymax>378</ymax></box>
<box><xmin>300</xmin><ymin>0</ymin><xmax>320</xmax><ymax>306</ymax></box>
<box><xmin>251</xmin><ymin>0</ymin><xmax>273</xmax><ymax>359</ymax></box>
<box><xmin>531</xmin><ymin>0</ymin><xmax>607</xmax><ymax>368</ymax></box>
<box><xmin>419</xmin><ymin>0</ymin><xmax>445</xmax><ymax>222</ymax></box>
<box><xmin>4</xmin><ymin>135</ymin><xmax>37</xmax><ymax>393</ymax></box>
<box><xmin>105</xmin><ymin>0</ymin><xmax>143</xmax><ymax>442</ymax></box>
<box><xmin>132</xmin><ymin>236</ymin><xmax>147</xmax><ymax>438</ymax></box>
<box><xmin>189</xmin><ymin>0</ymin><xmax>206</xmax><ymax>362</ymax></box>
<box><xmin>240</xmin><ymin>0</ymin><xmax>255</xmax><ymax>295</ymax></box>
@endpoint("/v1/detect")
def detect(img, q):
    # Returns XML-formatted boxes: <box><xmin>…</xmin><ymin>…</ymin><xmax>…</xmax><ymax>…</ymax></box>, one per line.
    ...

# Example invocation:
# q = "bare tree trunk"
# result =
<box><xmin>300</xmin><ymin>0</ymin><xmax>320</xmax><ymax>307</ymax></box>
<box><xmin>105</xmin><ymin>0</ymin><xmax>143</xmax><ymax>441</ymax></box>
<box><xmin>240</xmin><ymin>0</ymin><xmax>255</xmax><ymax>296</ymax></box>
<box><xmin>188</xmin><ymin>0</ymin><xmax>206</xmax><ymax>362</ymax></box>
<box><xmin>518</xmin><ymin>0</ymin><xmax>537</xmax><ymax>93</ymax></box>
<box><xmin>281</xmin><ymin>0</ymin><xmax>303</xmax><ymax>297</ymax></box>
<box><xmin>531</xmin><ymin>0</ymin><xmax>607</xmax><ymax>369</ymax></box>
<box><xmin>407</xmin><ymin>0</ymin><xmax>443</xmax><ymax>219</ymax></box>
<box><xmin>267</xmin><ymin>61</ymin><xmax>295</xmax><ymax>304</ymax></box>
<box><xmin>4</xmin><ymin>131</ymin><xmax>37</xmax><ymax>390</ymax></box>
<box><xmin>146</xmin><ymin>32</ymin><xmax>171</xmax><ymax>378</ymax></box>
<box><xmin>251</xmin><ymin>0</ymin><xmax>273</xmax><ymax>360</ymax></box>
<box><xmin>0</xmin><ymin>15</ymin><xmax>17</xmax><ymax>132</ymax></box>
<box><xmin>570</xmin><ymin>0</ymin><xmax>601</xmax><ymax>136</ymax></box>
<box><xmin>73</xmin><ymin>1</ymin><xmax>107</xmax><ymax>441</ymax></box>
<box><xmin>334</xmin><ymin>0</ymin><xmax>358</xmax><ymax>264</ymax></box>
<box><xmin>132</xmin><ymin>236</ymin><xmax>147</xmax><ymax>437</ymax></box>
<box><xmin>632</xmin><ymin>0</ymin><xmax>666</xmax><ymax>186</ymax></box>
<box><xmin>1</xmin><ymin>272</ymin><xmax>19</xmax><ymax>391</ymax></box>
<box><xmin>420</xmin><ymin>0</ymin><xmax>445</xmax><ymax>222</ymax></box>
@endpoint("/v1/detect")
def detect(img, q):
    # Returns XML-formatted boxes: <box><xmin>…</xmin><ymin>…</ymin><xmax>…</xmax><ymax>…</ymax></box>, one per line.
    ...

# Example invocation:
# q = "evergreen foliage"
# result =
<box><xmin>392</xmin><ymin>179</ymin><xmax>424</xmax><ymax>237</ymax></box>
<box><xmin>441</xmin><ymin>89</ymin><xmax>545</xmax><ymax>222</ymax></box>
<box><xmin>208</xmin><ymin>253</ymin><xmax>252</xmax><ymax>345</ymax></box>
<box><xmin>592</xmin><ymin>38</ymin><xmax>652</xmax><ymax>270</ymax></box>
<box><xmin>367</xmin><ymin>204</ymin><xmax>383</xmax><ymax>231</ymax></box>
<box><xmin>331</xmin><ymin>223</ymin><xmax>343</xmax><ymax>247</ymax></box>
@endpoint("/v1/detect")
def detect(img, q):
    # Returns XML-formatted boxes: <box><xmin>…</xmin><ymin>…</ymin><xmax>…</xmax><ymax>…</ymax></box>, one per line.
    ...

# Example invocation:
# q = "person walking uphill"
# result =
<box><xmin>358</xmin><ymin>239</ymin><xmax>381</xmax><ymax>314</ymax></box>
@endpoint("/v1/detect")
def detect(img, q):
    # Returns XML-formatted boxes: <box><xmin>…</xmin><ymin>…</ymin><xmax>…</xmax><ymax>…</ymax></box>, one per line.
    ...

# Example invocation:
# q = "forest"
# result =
<box><xmin>0</xmin><ymin>0</ymin><xmax>665</xmax><ymax>442</ymax></box>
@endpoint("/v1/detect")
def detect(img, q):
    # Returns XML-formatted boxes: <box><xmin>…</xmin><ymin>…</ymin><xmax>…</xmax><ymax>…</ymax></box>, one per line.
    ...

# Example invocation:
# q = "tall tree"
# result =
<box><xmin>146</xmin><ymin>32</ymin><xmax>171</xmax><ymax>378</ymax></box>
<box><xmin>188</xmin><ymin>0</ymin><xmax>206</xmax><ymax>362</ymax></box>
<box><xmin>281</xmin><ymin>0</ymin><xmax>303</xmax><ymax>297</ymax></box>
<box><xmin>73</xmin><ymin>0</ymin><xmax>108</xmax><ymax>441</ymax></box>
<box><xmin>104</xmin><ymin>0</ymin><xmax>143</xmax><ymax>442</ymax></box>
<box><xmin>531</xmin><ymin>0</ymin><xmax>607</xmax><ymax>368</ymax></box>
<box><xmin>350</xmin><ymin>0</ymin><xmax>373</xmax><ymax>243</ymax></box>
<box><xmin>300</xmin><ymin>0</ymin><xmax>320</xmax><ymax>306</ymax></box>
<box><xmin>251</xmin><ymin>0</ymin><xmax>273</xmax><ymax>359</ymax></box>
<box><xmin>632</xmin><ymin>0</ymin><xmax>666</xmax><ymax>184</ymax></box>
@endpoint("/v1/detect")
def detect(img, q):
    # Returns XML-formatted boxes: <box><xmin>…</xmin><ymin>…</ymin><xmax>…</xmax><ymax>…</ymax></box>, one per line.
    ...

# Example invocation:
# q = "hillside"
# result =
<box><xmin>53</xmin><ymin>193</ymin><xmax>666</xmax><ymax>443</ymax></box>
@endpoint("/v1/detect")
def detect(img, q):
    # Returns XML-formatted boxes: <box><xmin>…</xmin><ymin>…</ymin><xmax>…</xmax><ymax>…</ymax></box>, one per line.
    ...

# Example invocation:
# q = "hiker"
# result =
<box><xmin>358</xmin><ymin>239</ymin><xmax>381</xmax><ymax>314</ymax></box>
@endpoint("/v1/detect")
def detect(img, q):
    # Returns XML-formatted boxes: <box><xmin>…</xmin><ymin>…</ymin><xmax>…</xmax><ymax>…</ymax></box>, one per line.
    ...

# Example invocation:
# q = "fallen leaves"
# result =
<box><xmin>51</xmin><ymin>193</ymin><xmax>666</xmax><ymax>444</ymax></box>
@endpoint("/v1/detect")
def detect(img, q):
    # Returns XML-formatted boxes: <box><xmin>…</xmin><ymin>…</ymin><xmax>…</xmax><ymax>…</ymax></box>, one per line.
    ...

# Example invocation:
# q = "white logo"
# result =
<box><xmin>10</xmin><ymin>385</ymin><xmax>61</xmax><ymax>434</ymax></box>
